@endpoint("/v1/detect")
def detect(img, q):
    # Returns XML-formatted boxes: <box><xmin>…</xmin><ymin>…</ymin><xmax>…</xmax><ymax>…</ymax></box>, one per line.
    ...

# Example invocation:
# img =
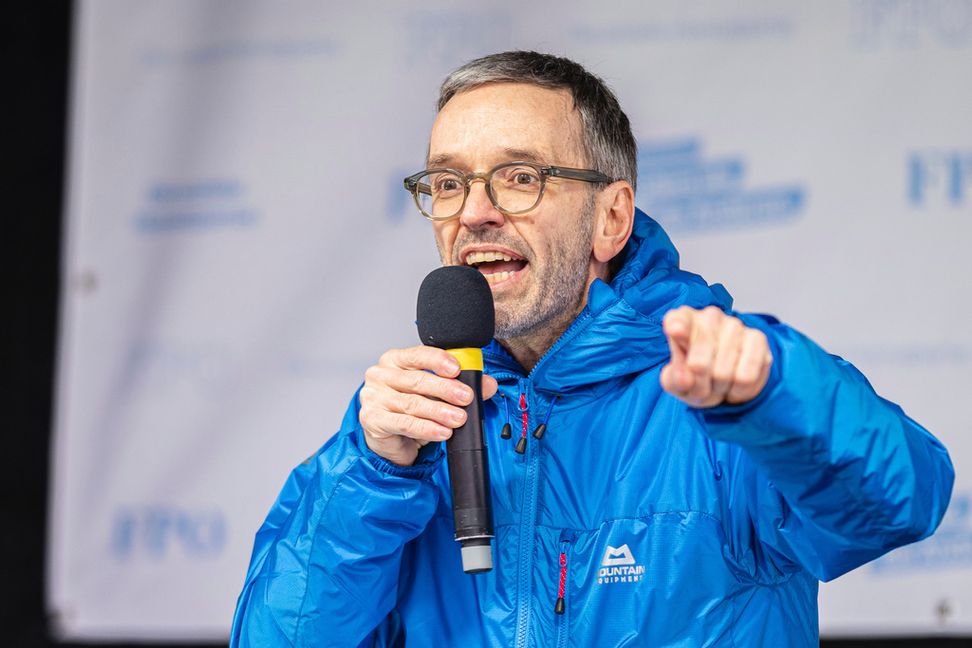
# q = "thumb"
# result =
<box><xmin>482</xmin><ymin>374</ymin><xmax>499</xmax><ymax>400</ymax></box>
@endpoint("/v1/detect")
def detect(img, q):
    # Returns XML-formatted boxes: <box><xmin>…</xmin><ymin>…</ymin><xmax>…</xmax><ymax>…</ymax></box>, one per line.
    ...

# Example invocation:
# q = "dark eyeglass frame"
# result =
<box><xmin>402</xmin><ymin>161</ymin><xmax>614</xmax><ymax>221</ymax></box>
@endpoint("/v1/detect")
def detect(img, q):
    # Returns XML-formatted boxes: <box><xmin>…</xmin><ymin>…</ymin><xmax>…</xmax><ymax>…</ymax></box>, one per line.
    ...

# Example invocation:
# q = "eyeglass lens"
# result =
<box><xmin>415</xmin><ymin>164</ymin><xmax>543</xmax><ymax>219</ymax></box>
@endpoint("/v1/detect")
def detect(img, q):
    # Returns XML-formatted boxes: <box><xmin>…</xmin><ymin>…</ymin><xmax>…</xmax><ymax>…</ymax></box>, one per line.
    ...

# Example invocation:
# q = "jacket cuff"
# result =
<box><xmin>354</xmin><ymin>427</ymin><xmax>444</xmax><ymax>480</ymax></box>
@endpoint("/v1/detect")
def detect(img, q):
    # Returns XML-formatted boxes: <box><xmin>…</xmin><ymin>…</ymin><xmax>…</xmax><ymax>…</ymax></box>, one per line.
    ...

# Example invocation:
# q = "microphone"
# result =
<box><xmin>416</xmin><ymin>265</ymin><xmax>495</xmax><ymax>574</ymax></box>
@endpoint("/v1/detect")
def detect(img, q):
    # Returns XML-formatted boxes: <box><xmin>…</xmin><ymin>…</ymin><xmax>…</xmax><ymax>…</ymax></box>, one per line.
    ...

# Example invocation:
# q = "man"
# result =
<box><xmin>231</xmin><ymin>51</ymin><xmax>953</xmax><ymax>647</ymax></box>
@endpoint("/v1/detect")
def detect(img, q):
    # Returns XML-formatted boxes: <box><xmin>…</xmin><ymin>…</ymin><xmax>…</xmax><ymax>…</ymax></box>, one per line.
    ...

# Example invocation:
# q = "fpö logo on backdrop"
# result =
<box><xmin>870</xmin><ymin>490</ymin><xmax>972</xmax><ymax>574</ymax></box>
<box><xmin>851</xmin><ymin>0</ymin><xmax>972</xmax><ymax>48</ymax></box>
<box><xmin>135</xmin><ymin>178</ymin><xmax>259</xmax><ymax>234</ymax></box>
<box><xmin>636</xmin><ymin>138</ymin><xmax>806</xmax><ymax>235</ymax></box>
<box><xmin>909</xmin><ymin>149</ymin><xmax>972</xmax><ymax>208</ymax></box>
<box><xmin>111</xmin><ymin>506</ymin><xmax>226</xmax><ymax>560</ymax></box>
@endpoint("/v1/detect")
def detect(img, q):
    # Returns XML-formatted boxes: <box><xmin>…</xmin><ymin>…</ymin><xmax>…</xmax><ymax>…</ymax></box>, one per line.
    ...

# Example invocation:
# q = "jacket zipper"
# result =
<box><xmin>555</xmin><ymin>538</ymin><xmax>572</xmax><ymax>648</ymax></box>
<box><xmin>514</xmin><ymin>381</ymin><xmax>541</xmax><ymax>648</ymax></box>
<box><xmin>528</xmin><ymin>309</ymin><xmax>592</xmax><ymax>375</ymax></box>
<box><xmin>486</xmin><ymin>334</ymin><xmax>578</xmax><ymax>648</ymax></box>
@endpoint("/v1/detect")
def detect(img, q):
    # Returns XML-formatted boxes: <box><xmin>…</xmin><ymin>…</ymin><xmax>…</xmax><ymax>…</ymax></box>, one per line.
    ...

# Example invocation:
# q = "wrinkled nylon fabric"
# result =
<box><xmin>231</xmin><ymin>210</ymin><xmax>953</xmax><ymax>647</ymax></box>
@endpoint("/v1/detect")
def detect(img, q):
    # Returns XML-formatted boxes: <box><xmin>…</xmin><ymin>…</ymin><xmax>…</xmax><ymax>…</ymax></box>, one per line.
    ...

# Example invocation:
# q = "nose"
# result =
<box><xmin>458</xmin><ymin>179</ymin><xmax>506</xmax><ymax>231</ymax></box>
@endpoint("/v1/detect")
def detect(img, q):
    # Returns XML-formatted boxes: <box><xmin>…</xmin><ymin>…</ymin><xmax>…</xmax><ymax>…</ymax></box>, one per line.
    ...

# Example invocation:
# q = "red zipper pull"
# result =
<box><xmin>555</xmin><ymin>549</ymin><xmax>567</xmax><ymax>614</ymax></box>
<box><xmin>515</xmin><ymin>392</ymin><xmax>528</xmax><ymax>454</ymax></box>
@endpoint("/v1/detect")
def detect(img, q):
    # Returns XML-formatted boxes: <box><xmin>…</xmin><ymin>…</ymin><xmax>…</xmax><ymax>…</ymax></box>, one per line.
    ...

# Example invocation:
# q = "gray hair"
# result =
<box><xmin>437</xmin><ymin>51</ymin><xmax>637</xmax><ymax>192</ymax></box>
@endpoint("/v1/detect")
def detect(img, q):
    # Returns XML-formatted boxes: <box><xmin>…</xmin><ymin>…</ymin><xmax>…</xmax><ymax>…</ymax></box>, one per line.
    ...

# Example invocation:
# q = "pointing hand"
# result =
<box><xmin>660</xmin><ymin>306</ymin><xmax>773</xmax><ymax>408</ymax></box>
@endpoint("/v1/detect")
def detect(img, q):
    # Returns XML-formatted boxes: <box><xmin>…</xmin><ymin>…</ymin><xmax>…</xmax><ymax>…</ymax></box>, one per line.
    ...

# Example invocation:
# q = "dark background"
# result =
<box><xmin>5</xmin><ymin>2</ymin><xmax>967</xmax><ymax>646</ymax></box>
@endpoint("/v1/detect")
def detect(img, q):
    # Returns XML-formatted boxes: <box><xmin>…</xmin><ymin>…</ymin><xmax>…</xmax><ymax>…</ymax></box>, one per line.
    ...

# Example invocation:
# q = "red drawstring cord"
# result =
<box><xmin>555</xmin><ymin>549</ymin><xmax>567</xmax><ymax>614</ymax></box>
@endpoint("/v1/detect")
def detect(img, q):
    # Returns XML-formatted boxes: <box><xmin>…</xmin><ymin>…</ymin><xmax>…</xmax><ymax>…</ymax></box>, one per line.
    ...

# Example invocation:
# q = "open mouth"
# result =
<box><xmin>463</xmin><ymin>250</ymin><xmax>528</xmax><ymax>285</ymax></box>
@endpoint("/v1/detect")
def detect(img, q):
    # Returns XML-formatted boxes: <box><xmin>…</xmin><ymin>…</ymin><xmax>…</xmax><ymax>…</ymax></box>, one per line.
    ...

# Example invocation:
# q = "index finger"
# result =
<box><xmin>378</xmin><ymin>346</ymin><xmax>461</xmax><ymax>377</ymax></box>
<box><xmin>663</xmin><ymin>306</ymin><xmax>694</xmax><ymax>362</ymax></box>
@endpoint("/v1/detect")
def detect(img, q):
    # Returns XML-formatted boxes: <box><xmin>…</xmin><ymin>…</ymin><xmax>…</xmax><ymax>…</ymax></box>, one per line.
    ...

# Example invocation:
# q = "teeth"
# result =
<box><xmin>484</xmin><ymin>271</ymin><xmax>515</xmax><ymax>284</ymax></box>
<box><xmin>465</xmin><ymin>250</ymin><xmax>514</xmax><ymax>265</ymax></box>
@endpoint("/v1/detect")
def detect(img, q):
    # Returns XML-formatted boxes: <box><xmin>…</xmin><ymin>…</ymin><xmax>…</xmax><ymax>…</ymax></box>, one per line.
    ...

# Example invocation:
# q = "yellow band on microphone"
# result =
<box><xmin>447</xmin><ymin>347</ymin><xmax>484</xmax><ymax>371</ymax></box>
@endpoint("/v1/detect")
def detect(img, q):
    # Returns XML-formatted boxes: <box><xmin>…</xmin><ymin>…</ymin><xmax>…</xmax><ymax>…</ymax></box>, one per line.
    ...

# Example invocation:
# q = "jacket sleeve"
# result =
<box><xmin>230</xmin><ymin>389</ymin><xmax>441</xmax><ymax>647</ymax></box>
<box><xmin>699</xmin><ymin>315</ymin><xmax>954</xmax><ymax>582</ymax></box>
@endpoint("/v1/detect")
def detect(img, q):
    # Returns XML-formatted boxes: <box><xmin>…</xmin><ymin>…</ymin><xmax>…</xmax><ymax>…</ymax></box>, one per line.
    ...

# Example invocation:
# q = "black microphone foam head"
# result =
<box><xmin>416</xmin><ymin>265</ymin><xmax>495</xmax><ymax>349</ymax></box>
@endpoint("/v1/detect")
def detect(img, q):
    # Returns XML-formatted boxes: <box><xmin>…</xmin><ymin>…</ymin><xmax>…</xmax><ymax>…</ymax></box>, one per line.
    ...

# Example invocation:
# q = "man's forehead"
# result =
<box><xmin>427</xmin><ymin>82</ymin><xmax>584</xmax><ymax>169</ymax></box>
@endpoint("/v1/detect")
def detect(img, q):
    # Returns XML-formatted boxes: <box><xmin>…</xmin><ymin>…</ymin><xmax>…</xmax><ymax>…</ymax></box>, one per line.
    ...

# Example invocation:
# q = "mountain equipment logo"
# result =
<box><xmin>598</xmin><ymin>543</ymin><xmax>645</xmax><ymax>585</ymax></box>
<box><xmin>601</xmin><ymin>544</ymin><xmax>636</xmax><ymax>566</ymax></box>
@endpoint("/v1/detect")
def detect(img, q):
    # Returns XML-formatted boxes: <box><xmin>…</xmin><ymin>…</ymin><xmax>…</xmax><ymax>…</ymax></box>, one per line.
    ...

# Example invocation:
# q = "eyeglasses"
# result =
<box><xmin>403</xmin><ymin>161</ymin><xmax>614</xmax><ymax>221</ymax></box>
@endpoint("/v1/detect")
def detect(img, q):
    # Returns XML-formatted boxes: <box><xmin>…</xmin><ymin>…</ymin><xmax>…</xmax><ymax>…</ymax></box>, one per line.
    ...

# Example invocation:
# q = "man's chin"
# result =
<box><xmin>493</xmin><ymin>314</ymin><xmax>530</xmax><ymax>341</ymax></box>
<box><xmin>493</xmin><ymin>307</ymin><xmax>545</xmax><ymax>341</ymax></box>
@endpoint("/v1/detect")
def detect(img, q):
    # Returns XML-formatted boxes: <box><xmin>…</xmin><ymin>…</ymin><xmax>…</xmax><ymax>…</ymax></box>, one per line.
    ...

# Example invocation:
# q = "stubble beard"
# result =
<box><xmin>494</xmin><ymin>209</ymin><xmax>594</xmax><ymax>340</ymax></box>
<box><xmin>438</xmin><ymin>197</ymin><xmax>596</xmax><ymax>342</ymax></box>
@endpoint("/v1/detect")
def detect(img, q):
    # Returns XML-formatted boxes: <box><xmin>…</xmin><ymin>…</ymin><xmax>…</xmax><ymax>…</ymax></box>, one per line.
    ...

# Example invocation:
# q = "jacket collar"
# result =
<box><xmin>483</xmin><ymin>209</ymin><xmax>732</xmax><ymax>393</ymax></box>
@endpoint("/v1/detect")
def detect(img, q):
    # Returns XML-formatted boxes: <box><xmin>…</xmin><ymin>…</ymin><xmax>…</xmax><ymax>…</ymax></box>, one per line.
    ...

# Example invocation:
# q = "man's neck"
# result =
<box><xmin>496</xmin><ymin>298</ymin><xmax>585</xmax><ymax>373</ymax></box>
<box><xmin>497</xmin><ymin>268</ymin><xmax>609</xmax><ymax>372</ymax></box>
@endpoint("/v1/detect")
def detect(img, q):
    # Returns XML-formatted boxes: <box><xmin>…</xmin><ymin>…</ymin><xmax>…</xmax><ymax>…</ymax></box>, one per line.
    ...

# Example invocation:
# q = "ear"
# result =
<box><xmin>592</xmin><ymin>181</ymin><xmax>635</xmax><ymax>266</ymax></box>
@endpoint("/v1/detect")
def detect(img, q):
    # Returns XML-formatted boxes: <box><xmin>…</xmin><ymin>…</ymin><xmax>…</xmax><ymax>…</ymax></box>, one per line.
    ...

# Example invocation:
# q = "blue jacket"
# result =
<box><xmin>231</xmin><ymin>211</ymin><xmax>953</xmax><ymax>647</ymax></box>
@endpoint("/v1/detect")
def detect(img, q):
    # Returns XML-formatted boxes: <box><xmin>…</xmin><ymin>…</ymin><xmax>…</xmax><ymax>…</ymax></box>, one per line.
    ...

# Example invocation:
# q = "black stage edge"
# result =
<box><xmin>6</xmin><ymin>1</ymin><xmax>72</xmax><ymax>645</ymax></box>
<box><xmin>4</xmin><ymin>1</ymin><xmax>967</xmax><ymax>646</ymax></box>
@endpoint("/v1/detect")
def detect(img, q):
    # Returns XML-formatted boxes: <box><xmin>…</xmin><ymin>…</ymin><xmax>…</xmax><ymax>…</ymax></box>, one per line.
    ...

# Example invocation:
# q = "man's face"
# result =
<box><xmin>428</xmin><ymin>83</ymin><xmax>597</xmax><ymax>339</ymax></box>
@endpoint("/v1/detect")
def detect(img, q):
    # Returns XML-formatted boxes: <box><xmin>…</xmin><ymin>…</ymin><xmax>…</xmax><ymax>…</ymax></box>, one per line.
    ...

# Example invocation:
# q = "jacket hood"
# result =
<box><xmin>484</xmin><ymin>208</ymin><xmax>732</xmax><ymax>393</ymax></box>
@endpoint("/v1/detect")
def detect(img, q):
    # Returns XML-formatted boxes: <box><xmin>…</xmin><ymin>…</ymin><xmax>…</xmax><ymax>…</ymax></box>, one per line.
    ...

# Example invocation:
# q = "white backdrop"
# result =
<box><xmin>49</xmin><ymin>0</ymin><xmax>972</xmax><ymax>640</ymax></box>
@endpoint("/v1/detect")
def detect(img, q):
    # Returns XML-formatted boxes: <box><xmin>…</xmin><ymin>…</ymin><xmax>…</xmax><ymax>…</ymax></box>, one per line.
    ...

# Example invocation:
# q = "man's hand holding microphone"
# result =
<box><xmin>359</xmin><ymin>346</ymin><xmax>498</xmax><ymax>467</ymax></box>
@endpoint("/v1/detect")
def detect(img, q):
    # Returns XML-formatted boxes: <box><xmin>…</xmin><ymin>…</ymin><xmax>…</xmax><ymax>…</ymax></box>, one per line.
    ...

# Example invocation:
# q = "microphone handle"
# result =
<box><xmin>446</xmin><ymin>367</ymin><xmax>494</xmax><ymax>573</ymax></box>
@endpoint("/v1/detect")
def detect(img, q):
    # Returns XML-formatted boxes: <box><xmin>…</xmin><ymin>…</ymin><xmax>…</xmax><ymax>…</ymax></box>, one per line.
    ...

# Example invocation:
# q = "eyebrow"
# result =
<box><xmin>426</xmin><ymin>147</ymin><xmax>550</xmax><ymax>169</ymax></box>
<box><xmin>501</xmin><ymin>148</ymin><xmax>546</xmax><ymax>164</ymax></box>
